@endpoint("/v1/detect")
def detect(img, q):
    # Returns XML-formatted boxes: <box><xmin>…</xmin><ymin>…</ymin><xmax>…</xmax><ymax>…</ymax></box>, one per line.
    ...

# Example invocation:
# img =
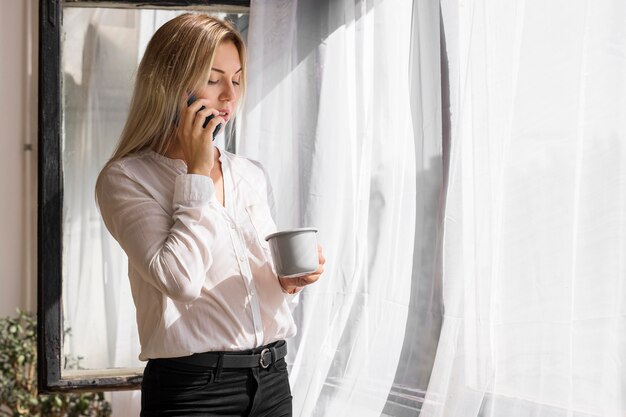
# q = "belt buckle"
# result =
<box><xmin>259</xmin><ymin>348</ymin><xmax>271</xmax><ymax>369</ymax></box>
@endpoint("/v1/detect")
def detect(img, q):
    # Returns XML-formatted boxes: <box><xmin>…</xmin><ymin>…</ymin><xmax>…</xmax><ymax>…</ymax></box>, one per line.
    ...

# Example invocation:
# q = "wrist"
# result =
<box><xmin>187</xmin><ymin>163</ymin><xmax>213</xmax><ymax>176</ymax></box>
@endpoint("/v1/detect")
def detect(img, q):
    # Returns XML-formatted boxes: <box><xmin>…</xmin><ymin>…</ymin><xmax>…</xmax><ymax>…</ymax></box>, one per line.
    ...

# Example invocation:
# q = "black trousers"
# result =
<box><xmin>140</xmin><ymin>343</ymin><xmax>292</xmax><ymax>417</ymax></box>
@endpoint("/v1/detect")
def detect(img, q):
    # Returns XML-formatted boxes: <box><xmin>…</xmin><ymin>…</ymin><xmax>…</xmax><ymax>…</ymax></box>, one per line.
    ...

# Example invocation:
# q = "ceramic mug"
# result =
<box><xmin>265</xmin><ymin>227</ymin><xmax>319</xmax><ymax>278</ymax></box>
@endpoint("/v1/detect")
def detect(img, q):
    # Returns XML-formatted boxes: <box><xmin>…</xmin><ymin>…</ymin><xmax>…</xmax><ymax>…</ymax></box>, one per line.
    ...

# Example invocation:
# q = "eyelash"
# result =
<box><xmin>208</xmin><ymin>80</ymin><xmax>240</xmax><ymax>86</ymax></box>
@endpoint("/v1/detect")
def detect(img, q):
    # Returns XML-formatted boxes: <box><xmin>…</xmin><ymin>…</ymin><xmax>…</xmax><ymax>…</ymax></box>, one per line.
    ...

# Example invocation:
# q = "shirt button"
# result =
<box><xmin>239</xmin><ymin>255</ymin><xmax>245</xmax><ymax>262</ymax></box>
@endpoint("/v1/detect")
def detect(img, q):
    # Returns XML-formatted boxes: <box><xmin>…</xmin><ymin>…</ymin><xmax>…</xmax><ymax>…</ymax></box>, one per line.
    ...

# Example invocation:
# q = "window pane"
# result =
<box><xmin>60</xmin><ymin>6</ymin><xmax>248</xmax><ymax>376</ymax></box>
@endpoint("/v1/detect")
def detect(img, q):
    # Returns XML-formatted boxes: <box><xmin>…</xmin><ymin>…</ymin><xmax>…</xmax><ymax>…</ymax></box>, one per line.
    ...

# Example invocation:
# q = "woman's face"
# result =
<box><xmin>195</xmin><ymin>40</ymin><xmax>242</xmax><ymax>124</ymax></box>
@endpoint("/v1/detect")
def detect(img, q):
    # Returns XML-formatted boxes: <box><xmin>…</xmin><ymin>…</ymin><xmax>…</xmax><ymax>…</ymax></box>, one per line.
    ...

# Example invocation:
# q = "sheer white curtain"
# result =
<box><xmin>63</xmin><ymin>8</ymin><xmax>143</xmax><ymax>372</ymax></box>
<box><xmin>240</xmin><ymin>0</ymin><xmax>442</xmax><ymax>415</ymax></box>
<box><xmin>422</xmin><ymin>1</ymin><xmax>626</xmax><ymax>416</ymax></box>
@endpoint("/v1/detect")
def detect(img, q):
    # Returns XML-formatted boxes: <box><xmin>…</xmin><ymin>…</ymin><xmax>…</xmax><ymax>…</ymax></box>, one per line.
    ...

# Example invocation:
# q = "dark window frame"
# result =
<box><xmin>37</xmin><ymin>0</ymin><xmax>250</xmax><ymax>393</ymax></box>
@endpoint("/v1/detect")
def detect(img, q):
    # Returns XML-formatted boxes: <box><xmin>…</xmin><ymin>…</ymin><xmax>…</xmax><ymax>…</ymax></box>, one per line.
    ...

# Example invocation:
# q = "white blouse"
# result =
<box><xmin>96</xmin><ymin>147</ymin><xmax>297</xmax><ymax>360</ymax></box>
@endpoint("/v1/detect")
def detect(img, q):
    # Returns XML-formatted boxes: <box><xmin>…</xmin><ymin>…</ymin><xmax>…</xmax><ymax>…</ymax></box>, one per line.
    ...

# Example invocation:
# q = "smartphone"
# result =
<box><xmin>187</xmin><ymin>94</ymin><xmax>222</xmax><ymax>140</ymax></box>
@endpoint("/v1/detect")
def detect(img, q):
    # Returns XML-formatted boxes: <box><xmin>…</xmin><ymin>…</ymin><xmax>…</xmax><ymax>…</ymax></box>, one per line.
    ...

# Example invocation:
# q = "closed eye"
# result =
<box><xmin>208</xmin><ymin>80</ymin><xmax>241</xmax><ymax>86</ymax></box>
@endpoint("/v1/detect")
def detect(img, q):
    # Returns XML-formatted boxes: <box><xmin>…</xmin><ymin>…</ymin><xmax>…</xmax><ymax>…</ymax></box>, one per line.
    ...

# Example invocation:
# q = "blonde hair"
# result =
<box><xmin>106</xmin><ymin>13</ymin><xmax>246</xmax><ymax>165</ymax></box>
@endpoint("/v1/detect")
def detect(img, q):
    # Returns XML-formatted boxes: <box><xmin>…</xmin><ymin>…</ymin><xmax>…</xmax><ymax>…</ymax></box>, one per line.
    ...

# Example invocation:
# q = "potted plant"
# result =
<box><xmin>0</xmin><ymin>309</ymin><xmax>112</xmax><ymax>416</ymax></box>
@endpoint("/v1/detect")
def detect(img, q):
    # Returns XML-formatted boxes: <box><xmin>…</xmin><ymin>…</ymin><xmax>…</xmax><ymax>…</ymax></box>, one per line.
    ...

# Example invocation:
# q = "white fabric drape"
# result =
<box><xmin>422</xmin><ymin>1</ymin><xmax>626</xmax><ymax>416</ymax></box>
<box><xmin>241</xmin><ymin>1</ymin><xmax>441</xmax><ymax>415</ymax></box>
<box><xmin>63</xmin><ymin>8</ymin><xmax>143</xmax><ymax>371</ymax></box>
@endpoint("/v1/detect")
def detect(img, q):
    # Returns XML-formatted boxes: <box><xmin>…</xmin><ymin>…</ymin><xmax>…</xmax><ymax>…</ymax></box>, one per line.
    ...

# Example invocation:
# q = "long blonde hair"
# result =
<box><xmin>106</xmin><ymin>13</ymin><xmax>246</xmax><ymax>165</ymax></box>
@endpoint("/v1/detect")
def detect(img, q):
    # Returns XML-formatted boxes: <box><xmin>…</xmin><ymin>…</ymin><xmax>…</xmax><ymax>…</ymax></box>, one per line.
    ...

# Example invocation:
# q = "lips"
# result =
<box><xmin>217</xmin><ymin>109</ymin><xmax>230</xmax><ymax>121</ymax></box>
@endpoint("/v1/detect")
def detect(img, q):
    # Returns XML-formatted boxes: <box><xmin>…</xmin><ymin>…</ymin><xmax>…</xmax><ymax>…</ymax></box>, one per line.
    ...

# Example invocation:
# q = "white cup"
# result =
<box><xmin>265</xmin><ymin>227</ymin><xmax>319</xmax><ymax>278</ymax></box>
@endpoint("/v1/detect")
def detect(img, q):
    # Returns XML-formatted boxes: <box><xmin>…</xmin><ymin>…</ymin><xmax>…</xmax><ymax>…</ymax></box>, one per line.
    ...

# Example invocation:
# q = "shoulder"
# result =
<box><xmin>96</xmin><ymin>151</ymin><xmax>156</xmax><ymax>198</ymax></box>
<box><xmin>98</xmin><ymin>153</ymin><xmax>144</xmax><ymax>185</ymax></box>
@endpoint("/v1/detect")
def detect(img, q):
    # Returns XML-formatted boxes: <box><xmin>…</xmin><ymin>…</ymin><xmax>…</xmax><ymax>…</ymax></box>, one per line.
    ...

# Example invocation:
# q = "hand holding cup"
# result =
<box><xmin>264</xmin><ymin>227</ymin><xmax>325</xmax><ymax>294</ymax></box>
<box><xmin>278</xmin><ymin>245</ymin><xmax>325</xmax><ymax>294</ymax></box>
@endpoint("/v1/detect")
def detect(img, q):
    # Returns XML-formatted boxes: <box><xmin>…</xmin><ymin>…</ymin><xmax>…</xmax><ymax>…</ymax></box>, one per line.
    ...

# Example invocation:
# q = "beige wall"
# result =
<box><xmin>0</xmin><ymin>0</ymin><xmax>38</xmax><ymax>317</ymax></box>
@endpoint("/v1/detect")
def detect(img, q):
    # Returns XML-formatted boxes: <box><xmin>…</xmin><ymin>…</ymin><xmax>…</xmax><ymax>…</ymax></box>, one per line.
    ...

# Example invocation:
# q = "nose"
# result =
<box><xmin>219</xmin><ymin>81</ymin><xmax>237</xmax><ymax>102</ymax></box>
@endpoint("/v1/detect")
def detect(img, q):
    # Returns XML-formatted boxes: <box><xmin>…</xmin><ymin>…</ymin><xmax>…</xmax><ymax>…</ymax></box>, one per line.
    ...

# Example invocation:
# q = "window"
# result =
<box><xmin>38</xmin><ymin>0</ymin><xmax>249</xmax><ymax>392</ymax></box>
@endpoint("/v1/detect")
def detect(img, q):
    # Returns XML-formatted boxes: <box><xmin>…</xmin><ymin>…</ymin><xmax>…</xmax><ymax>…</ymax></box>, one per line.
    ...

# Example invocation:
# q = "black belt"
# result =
<box><xmin>162</xmin><ymin>340</ymin><xmax>287</xmax><ymax>369</ymax></box>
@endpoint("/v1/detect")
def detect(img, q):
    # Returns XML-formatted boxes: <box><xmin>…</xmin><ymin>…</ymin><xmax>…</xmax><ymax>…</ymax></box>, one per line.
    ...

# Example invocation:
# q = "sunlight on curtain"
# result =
<box><xmin>241</xmin><ymin>0</ymin><xmax>442</xmax><ymax>415</ymax></box>
<box><xmin>422</xmin><ymin>1</ymin><xmax>626</xmax><ymax>416</ymax></box>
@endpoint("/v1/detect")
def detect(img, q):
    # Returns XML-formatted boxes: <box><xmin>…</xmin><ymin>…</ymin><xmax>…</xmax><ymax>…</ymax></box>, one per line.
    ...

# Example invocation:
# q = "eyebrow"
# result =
<box><xmin>211</xmin><ymin>67</ymin><xmax>242</xmax><ymax>74</ymax></box>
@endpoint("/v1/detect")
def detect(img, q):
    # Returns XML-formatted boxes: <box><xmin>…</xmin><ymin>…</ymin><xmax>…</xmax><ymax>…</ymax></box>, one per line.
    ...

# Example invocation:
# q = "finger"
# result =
<box><xmin>304</xmin><ymin>269</ymin><xmax>322</xmax><ymax>283</ymax></box>
<box><xmin>192</xmin><ymin>108</ymin><xmax>222</xmax><ymax>137</ymax></box>
<box><xmin>192</xmin><ymin>107</ymin><xmax>220</xmax><ymax>126</ymax></box>
<box><xmin>316</xmin><ymin>245</ymin><xmax>325</xmax><ymax>262</ymax></box>
<box><xmin>185</xmin><ymin>98</ymin><xmax>216</xmax><ymax>128</ymax></box>
<box><xmin>187</xmin><ymin>97</ymin><xmax>212</xmax><ymax>112</ymax></box>
<box><xmin>311</xmin><ymin>262</ymin><xmax>324</xmax><ymax>276</ymax></box>
<box><xmin>292</xmin><ymin>276</ymin><xmax>307</xmax><ymax>287</ymax></box>
<box><xmin>182</xmin><ymin>99</ymin><xmax>207</xmax><ymax>129</ymax></box>
<box><xmin>201</xmin><ymin>116</ymin><xmax>225</xmax><ymax>141</ymax></box>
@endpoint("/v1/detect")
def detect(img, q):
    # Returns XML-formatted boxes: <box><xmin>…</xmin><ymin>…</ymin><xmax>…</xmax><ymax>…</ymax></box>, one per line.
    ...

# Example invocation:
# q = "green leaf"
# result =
<box><xmin>0</xmin><ymin>311</ymin><xmax>112</xmax><ymax>415</ymax></box>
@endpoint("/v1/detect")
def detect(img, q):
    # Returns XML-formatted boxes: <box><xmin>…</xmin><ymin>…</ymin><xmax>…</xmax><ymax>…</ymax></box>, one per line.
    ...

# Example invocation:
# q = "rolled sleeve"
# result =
<box><xmin>174</xmin><ymin>174</ymin><xmax>215</xmax><ymax>205</ymax></box>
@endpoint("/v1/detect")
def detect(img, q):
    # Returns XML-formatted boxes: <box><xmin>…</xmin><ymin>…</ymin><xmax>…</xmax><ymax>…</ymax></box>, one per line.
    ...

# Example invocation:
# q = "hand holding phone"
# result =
<box><xmin>187</xmin><ymin>94</ymin><xmax>222</xmax><ymax>140</ymax></box>
<box><xmin>175</xmin><ymin>93</ymin><xmax>224</xmax><ymax>176</ymax></box>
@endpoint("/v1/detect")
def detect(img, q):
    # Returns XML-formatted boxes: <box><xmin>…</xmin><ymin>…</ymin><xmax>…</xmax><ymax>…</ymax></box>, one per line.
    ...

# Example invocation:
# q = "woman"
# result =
<box><xmin>95</xmin><ymin>13</ymin><xmax>325</xmax><ymax>416</ymax></box>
